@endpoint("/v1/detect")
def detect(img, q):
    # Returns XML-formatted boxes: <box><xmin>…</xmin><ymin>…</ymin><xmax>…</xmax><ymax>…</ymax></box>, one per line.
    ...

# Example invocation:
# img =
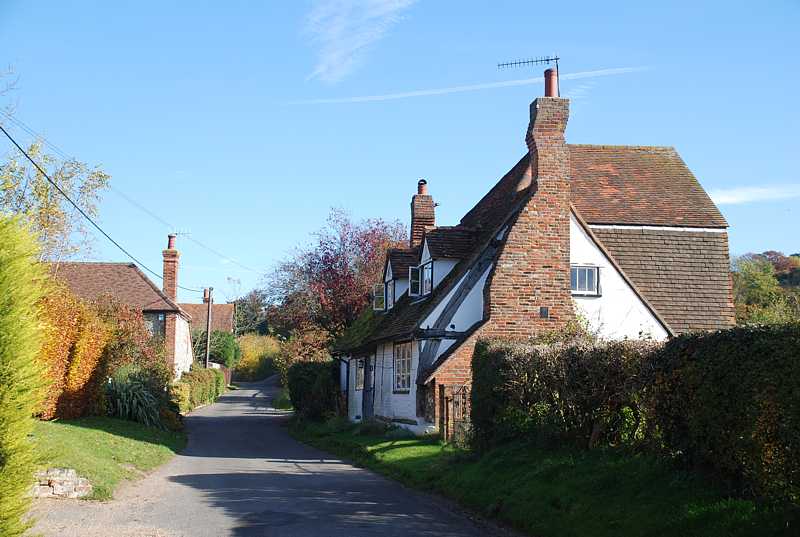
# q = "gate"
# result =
<box><xmin>441</xmin><ymin>384</ymin><xmax>471</xmax><ymax>444</ymax></box>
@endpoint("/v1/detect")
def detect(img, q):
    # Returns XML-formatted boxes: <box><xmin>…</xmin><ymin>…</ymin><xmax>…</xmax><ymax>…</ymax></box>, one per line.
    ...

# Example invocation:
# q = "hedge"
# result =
<box><xmin>171</xmin><ymin>368</ymin><xmax>226</xmax><ymax>414</ymax></box>
<box><xmin>471</xmin><ymin>324</ymin><xmax>800</xmax><ymax>504</ymax></box>
<box><xmin>287</xmin><ymin>361</ymin><xmax>340</xmax><ymax>420</ymax></box>
<box><xmin>0</xmin><ymin>218</ymin><xmax>47</xmax><ymax>537</ymax></box>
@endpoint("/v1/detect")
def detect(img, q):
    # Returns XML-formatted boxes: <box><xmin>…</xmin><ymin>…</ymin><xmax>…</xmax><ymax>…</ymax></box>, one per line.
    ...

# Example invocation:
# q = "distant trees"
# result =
<box><xmin>733</xmin><ymin>251</ymin><xmax>800</xmax><ymax>325</ymax></box>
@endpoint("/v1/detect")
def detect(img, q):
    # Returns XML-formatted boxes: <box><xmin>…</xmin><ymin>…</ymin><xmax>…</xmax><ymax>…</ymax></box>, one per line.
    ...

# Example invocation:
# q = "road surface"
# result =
<box><xmin>31</xmin><ymin>376</ymin><xmax>492</xmax><ymax>537</ymax></box>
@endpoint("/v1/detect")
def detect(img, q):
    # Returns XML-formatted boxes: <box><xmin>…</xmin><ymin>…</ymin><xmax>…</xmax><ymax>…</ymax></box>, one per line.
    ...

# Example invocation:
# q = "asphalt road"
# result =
<box><xmin>32</xmin><ymin>376</ymin><xmax>490</xmax><ymax>537</ymax></box>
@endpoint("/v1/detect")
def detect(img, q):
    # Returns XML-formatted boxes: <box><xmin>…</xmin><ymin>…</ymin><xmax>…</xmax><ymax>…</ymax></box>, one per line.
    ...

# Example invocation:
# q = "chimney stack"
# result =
<box><xmin>203</xmin><ymin>288</ymin><xmax>210</xmax><ymax>303</ymax></box>
<box><xmin>544</xmin><ymin>68</ymin><xmax>558</xmax><ymax>97</ymax></box>
<box><xmin>162</xmin><ymin>233</ymin><xmax>179</xmax><ymax>302</ymax></box>
<box><xmin>410</xmin><ymin>179</ymin><xmax>435</xmax><ymax>248</ymax></box>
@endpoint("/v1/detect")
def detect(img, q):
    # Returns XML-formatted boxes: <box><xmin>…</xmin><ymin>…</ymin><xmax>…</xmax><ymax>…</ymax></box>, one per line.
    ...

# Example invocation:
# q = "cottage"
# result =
<box><xmin>180</xmin><ymin>289</ymin><xmax>236</xmax><ymax>335</ymax></box>
<box><xmin>51</xmin><ymin>234</ymin><xmax>194</xmax><ymax>378</ymax></box>
<box><xmin>336</xmin><ymin>68</ymin><xmax>734</xmax><ymax>436</ymax></box>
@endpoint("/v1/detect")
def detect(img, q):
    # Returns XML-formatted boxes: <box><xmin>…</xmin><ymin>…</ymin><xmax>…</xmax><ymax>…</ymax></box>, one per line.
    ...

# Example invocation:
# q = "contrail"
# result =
<box><xmin>290</xmin><ymin>67</ymin><xmax>648</xmax><ymax>104</ymax></box>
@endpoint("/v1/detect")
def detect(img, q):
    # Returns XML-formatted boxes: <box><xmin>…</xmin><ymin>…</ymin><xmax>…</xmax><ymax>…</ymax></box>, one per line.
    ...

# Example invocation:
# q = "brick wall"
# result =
<box><xmin>410</xmin><ymin>194</ymin><xmax>435</xmax><ymax>247</ymax></box>
<box><xmin>431</xmin><ymin>96</ymin><xmax>574</xmax><ymax>430</ymax></box>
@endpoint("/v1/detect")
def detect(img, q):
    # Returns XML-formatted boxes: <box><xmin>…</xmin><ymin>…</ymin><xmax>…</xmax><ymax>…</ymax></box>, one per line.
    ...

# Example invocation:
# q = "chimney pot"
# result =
<box><xmin>417</xmin><ymin>179</ymin><xmax>428</xmax><ymax>195</ymax></box>
<box><xmin>167</xmin><ymin>233</ymin><xmax>177</xmax><ymax>250</ymax></box>
<box><xmin>544</xmin><ymin>68</ymin><xmax>558</xmax><ymax>97</ymax></box>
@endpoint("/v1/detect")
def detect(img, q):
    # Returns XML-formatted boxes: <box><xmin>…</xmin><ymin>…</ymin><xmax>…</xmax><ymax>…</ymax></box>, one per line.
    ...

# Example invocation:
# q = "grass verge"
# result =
<box><xmin>291</xmin><ymin>419</ymin><xmax>797</xmax><ymax>537</ymax></box>
<box><xmin>32</xmin><ymin>416</ymin><xmax>186</xmax><ymax>500</ymax></box>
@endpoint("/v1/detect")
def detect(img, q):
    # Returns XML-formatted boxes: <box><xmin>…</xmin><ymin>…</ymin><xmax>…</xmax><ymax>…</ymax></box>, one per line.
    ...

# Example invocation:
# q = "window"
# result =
<box><xmin>386</xmin><ymin>281</ymin><xmax>395</xmax><ymax>309</ymax></box>
<box><xmin>571</xmin><ymin>266</ymin><xmax>600</xmax><ymax>296</ymax></box>
<box><xmin>393</xmin><ymin>342</ymin><xmax>412</xmax><ymax>392</ymax></box>
<box><xmin>355</xmin><ymin>359</ymin><xmax>365</xmax><ymax>390</ymax></box>
<box><xmin>409</xmin><ymin>260</ymin><xmax>433</xmax><ymax>297</ymax></box>
<box><xmin>373</xmin><ymin>283</ymin><xmax>385</xmax><ymax>310</ymax></box>
<box><xmin>143</xmin><ymin>312</ymin><xmax>166</xmax><ymax>338</ymax></box>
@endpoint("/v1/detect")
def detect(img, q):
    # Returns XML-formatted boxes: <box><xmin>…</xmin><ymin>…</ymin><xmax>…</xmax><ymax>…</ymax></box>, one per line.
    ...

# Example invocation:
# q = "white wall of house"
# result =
<box><xmin>420</xmin><ymin>240</ymin><xmax>459</xmax><ymax>288</ymax></box>
<box><xmin>373</xmin><ymin>340</ymin><xmax>418</xmax><ymax>422</ymax></box>
<box><xmin>570</xmin><ymin>216</ymin><xmax>669</xmax><ymax>340</ymax></box>
<box><xmin>173</xmin><ymin>315</ymin><xmax>194</xmax><ymax>378</ymax></box>
<box><xmin>395</xmin><ymin>278</ymin><xmax>409</xmax><ymax>299</ymax></box>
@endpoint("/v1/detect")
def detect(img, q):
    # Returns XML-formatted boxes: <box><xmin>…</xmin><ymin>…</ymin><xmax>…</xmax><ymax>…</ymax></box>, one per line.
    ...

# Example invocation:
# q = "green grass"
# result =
<box><xmin>32</xmin><ymin>416</ymin><xmax>186</xmax><ymax>500</ymax></box>
<box><xmin>271</xmin><ymin>387</ymin><xmax>293</xmax><ymax>410</ymax></box>
<box><xmin>292</xmin><ymin>419</ymin><xmax>798</xmax><ymax>537</ymax></box>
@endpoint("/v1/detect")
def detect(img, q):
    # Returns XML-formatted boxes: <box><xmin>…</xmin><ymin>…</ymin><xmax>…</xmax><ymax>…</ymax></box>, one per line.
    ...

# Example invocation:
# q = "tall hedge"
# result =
<box><xmin>650</xmin><ymin>325</ymin><xmax>800</xmax><ymax>502</ymax></box>
<box><xmin>471</xmin><ymin>325</ymin><xmax>800</xmax><ymax>504</ymax></box>
<box><xmin>0</xmin><ymin>218</ymin><xmax>47</xmax><ymax>537</ymax></box>
<box><xmin>287</xmin><ymin>361</ymin><xmax>340</xmax><ymax>420</ymax></box>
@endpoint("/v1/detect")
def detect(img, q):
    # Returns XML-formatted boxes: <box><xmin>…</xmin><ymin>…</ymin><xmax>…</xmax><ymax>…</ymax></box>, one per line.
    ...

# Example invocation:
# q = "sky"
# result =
<box><xmin>0</xmin><ymin>1</ymin><xmax>798</xmax><ymax>303</ymax></box>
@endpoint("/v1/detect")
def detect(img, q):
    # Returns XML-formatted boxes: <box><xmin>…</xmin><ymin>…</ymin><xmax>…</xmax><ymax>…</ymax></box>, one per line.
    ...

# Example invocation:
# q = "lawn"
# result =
<box><xmin>292</xmin><ymin>420</ymin><xmax>797</xmax><ymax>537</ymax></box>
<box><xmin>32</xmin><ymin>416</ymin><xmax>186</xmax><ymax>500</ymax></box>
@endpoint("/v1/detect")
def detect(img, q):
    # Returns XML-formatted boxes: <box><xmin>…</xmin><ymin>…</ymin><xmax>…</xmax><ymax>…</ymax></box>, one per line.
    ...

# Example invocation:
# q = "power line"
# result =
<box><xmin>0</xmin><ymin>122</ymin><xmax>204</xmax><ymax>294</ymax></box>
<box><xmin>0</xmin><ymin>109</ymin><xmax>262</xmax><ymax>274</ymax></box>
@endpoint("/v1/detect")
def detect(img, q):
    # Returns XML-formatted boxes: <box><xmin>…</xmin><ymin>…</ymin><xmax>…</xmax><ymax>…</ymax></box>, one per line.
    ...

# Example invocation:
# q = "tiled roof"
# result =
<box><xmin>51</xmin><ymin>262</ymin><xmax>182</xmax><ymax>313</ymax></box>
<box><xmin>179</xmin><ymin>303</ymin><xmax>236</xmax><ymax>333</ymax></box>
<box><xmin>387</xmin><ymin>247</ymin><xmax>419</xmax><ymax>280</ymax></box>
<box><xmin>424</xmin><ymin>226</ymin><xmax>476</xmax><ymax>259</ymax></box>
<box><xmin>592</xmin><ymin>228</ymin><xmax>735</xmax><ymax>332</ymax></box>
<box><xmin>569</xmin><ymin>145</ymin><xmax>728</xmax><ymax>228</ymax></box>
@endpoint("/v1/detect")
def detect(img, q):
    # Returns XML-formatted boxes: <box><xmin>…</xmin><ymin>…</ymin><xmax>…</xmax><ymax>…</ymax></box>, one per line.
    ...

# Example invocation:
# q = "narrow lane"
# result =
<box><xmin>32</xmin><ymin>377</ymin><xmax>490</xmax><ymax>537</ymax></box>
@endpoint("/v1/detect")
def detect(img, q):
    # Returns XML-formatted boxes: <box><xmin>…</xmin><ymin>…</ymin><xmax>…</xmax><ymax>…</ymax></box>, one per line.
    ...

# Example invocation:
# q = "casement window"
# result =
<box><xmin>571</xmin><ymin>266</ymin><xmax>600</xmax><ymax>296</ymax></box>
<box><xmin>143</xmin><ymin>312</ymin><xmax>166</xmax><ymax>338</ymax></box>
<box><xmin>355</xmin><ymin>359</ymin><xmax>365</xmax><ymax>390</ymax></box>
<box><xmin>393</xmin><ymin>341</ymin><xmax>412</xmax><ymax>392</ymax></box>
<box><xmin>409</xmin><ymin>260</ymin><xmax>433</xmax><ymax>297</ymax></box>
<box><xmin>386</xmin><ymin>280</ymin><xmax>395</xmax><ymax>309</ymax></box>
<box><xmin>373</xmin><ymin>283</ymin><xmax>386</xmax><ymax>310</ymax></box>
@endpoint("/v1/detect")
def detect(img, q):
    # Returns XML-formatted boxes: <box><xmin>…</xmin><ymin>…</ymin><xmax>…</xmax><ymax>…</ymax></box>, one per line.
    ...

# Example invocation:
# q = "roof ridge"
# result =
<box><xmin>127</xmin><ymin>264</ymin><xmax>189</xmax><ymax>319</ymax></box>
<box><xmin>568</xmin><ymin>143</ymin><xmax>676</xmax><ymax>151</ymax></box>
<box><xmin>53</xmin><ymin>261</ymin><xmax>136</xmax><ymax>266</ymax></box>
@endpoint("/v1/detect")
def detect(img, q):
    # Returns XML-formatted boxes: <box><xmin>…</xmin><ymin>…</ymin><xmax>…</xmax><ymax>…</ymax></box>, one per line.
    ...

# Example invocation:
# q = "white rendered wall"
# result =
<box><xmin>173</xmin><ymin>315</ymin><xmax>193</xmax><ymax>379</ymax></box>
<box><xmin>570</xmin><ymin>216</ymin><xmax>668</xmax><ymax>340</ymax></box>
<box><xmin>372</xmin><ymin>341</ymin><xmax>419</xmax><ymax>423</ymax></box>
<box><xmin>433</xmin><ymin>259</ymin><xmax>458</xmax><ymax>287</ymax></box>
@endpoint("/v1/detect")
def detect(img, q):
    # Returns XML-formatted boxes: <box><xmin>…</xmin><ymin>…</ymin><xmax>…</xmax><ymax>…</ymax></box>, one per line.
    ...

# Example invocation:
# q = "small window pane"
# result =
<box><xmin>587</xmin><ymin>268</ymin><xmax>595</xmax><ymax>292</ymax></box>
<box><xmin>571</xmin><ymin>267</ymin><xmax>578</xmax><ymax>291</ymax></box>
<box><xmin>422</xmin><ymin>262</ymin><xmax>433</xmax><ymax>295</ymax></box>
<box><xmin>409</xmin><ymin>267</ymin><xmax>421</xmax><ymax>295</ymax></box>
<box><xmin>373</xmin><ymin>283</ymin><xmax>385</xmax><ymax>310</ymax></box>
<box><xmin>356</xmin><ymin>359</ymin><xmax>365</xmax><ymax>390</ymax></box>
<box><xmin>386</xmin><ymin>282</ymin><xmax>394</xmax><ymax>309</ymax></box>
<box><xmin>578</xmin><ymin>268</ymin><xmax>587</xmax><ymax>291</ymax></box>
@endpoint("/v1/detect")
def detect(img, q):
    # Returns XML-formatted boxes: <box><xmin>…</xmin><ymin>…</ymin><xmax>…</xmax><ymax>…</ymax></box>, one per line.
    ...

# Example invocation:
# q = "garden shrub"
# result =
<box><xmin>649</xmin><ymin>324</ymin><xmax>800</xmax><ymax>503</ymax></box>
<box><xmin>234</xmin><ymin>333</ymin><xmax>280</xmax><ymax>381</ymax></box>
<box><xmin>193</xmin><ymin>330</ymin><xmax>242</xmax><ymax>369</ymax></box>
<box><xmin>105</xmin><ymin>367</ymin><xmax>162</xmax><ymax>428</ymax></box>
<box><xmin>287</xmin><ymin>360</ymin><xmax>340</xmax><ymax>420</ymax></box>
<box><xmin>171</xmin><ymin>367</ymin><xmax>225</xmax><ymax>414</ymax></box>
<box><xmin>0</xmin><ymin>218</ymin><xmax>48</xmax><ymax>537</ymax></box>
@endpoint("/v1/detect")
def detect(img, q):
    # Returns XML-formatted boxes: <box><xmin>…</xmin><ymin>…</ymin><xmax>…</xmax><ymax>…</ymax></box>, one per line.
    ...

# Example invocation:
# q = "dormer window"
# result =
<box><xmin>386</xmin><ymin>281</ymin><xmax>395</xmax><ymax>309</ymax></box>
<box><xmin>409</xmin><ymin>260</ymin><xmax>433</xmax><ymax>297</ymax></box>
<box><xmin>571</xmin><ymin>266</ymin><xmax>600</xmax><ymax>296</ymax></box>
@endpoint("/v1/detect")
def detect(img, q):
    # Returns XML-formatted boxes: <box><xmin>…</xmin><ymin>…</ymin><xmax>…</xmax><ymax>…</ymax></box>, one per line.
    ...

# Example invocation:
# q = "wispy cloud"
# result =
<box><xmin>290</xmin><ymin>67</ymin><xmax>647</xmax><ymax>104</ymax></box>
<box><xmin>305</xmin><ymin>0</ymin><xmax>417</xmax><ymax>84</ymax></box>
<box><xmin>710</xmin><ymin>185</ymin><xmax>800</xmax><ymax>205</ymax></box>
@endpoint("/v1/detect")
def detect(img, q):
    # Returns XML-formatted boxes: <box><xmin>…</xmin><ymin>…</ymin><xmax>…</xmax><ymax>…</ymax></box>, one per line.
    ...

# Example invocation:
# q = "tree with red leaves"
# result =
<box><xmin>267</xmin><ymin>208</ymin><xmax>405</xmax><ymax>339</ymax></box>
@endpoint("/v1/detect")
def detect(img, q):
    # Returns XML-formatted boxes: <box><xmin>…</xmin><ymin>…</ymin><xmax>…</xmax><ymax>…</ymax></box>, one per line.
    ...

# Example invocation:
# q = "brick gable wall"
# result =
<box><xmin>430</xmin><ymin>97</ymin><xmax>574</xmax><ymax>430</ymax></box>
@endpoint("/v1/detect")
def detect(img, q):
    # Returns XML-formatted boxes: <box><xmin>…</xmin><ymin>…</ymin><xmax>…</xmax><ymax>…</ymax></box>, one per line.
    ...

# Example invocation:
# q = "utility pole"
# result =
<box><xmin>204</xmin><ymin>287</ymin><xmax>213</xmax><ymax>368</ymax></box>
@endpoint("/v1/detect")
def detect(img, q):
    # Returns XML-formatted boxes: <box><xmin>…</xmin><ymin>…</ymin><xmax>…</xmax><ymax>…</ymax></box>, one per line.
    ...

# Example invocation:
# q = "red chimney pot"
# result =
<box><xmin>544</xmin><ymin>68</ymin><xmax>558</xmax><ymax>97</ymax></box>
<box><xmin>167</xmin><ymin>233</ymin><xmax>177</xmax><ymax>250</ymax></box>
<box><xmin>417</xmin><ymin>179</ymin><xmax>428</xmax><ymax>195</ymax></box>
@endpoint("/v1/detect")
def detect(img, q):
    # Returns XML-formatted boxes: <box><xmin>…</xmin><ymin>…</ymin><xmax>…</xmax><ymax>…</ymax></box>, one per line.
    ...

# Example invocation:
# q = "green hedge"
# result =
<box><xmin>0</xmin><ymin>218</ymin><xmax>47</xmax><ymax>537</ymax></box>
<box><xmin>472</xmin><ymin>324</ymin><xmax>800</xmax><ymax>504</ymax></box>
<box><xmin>171</xmin><ymin>368</ymin><xmax>226</xmax><ymax>414</ymax></box>
<box><xmin>472</xmin><ymin>338</ymin><xmax>657</xmax><ymax>451</ymax></box>
<box><xmin>287</xmin><ymin>361</ymin><xmax>340</xmax><ymax>420</ymax></box>
<box><xmin>650</xmin><ymin>325</ymin><xmax>800</xmax><ymax>503</ymax></box>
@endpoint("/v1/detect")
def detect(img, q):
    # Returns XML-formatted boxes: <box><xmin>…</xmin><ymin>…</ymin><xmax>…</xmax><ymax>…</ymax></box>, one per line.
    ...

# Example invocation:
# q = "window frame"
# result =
<box><xmin>570</xmin><ymin>265</ymin><xmax>601</xmax><ymax>296</ymax></box>
<box><xmin>385</xmin><ymin>280</ymin><xmax>395</xmax><ymax>309</ymax></box>
<box><xmin>373</xmin><ymin>282</ymin><xmax>386</xmax><ymax>310</ymax></box>
<box><xmin>393</xmin><ymin>341</ymin><xmax>413</xmax><ymax>393</ymax></box>
<box><xmin>143</xmin><ymin>312</ymin><xmax>166</xmax><ymax>339</ymax></box>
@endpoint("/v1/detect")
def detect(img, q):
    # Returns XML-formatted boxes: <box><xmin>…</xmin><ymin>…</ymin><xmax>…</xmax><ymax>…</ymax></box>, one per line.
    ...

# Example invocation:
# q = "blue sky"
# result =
<box><xmin>1</xmin><ymin>1</ymin><xmax>798</xmax><ymax>303</ymax></box>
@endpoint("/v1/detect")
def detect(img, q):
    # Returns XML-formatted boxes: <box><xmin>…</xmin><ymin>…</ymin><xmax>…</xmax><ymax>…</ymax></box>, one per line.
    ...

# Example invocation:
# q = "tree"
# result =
<box><xmin>0</xmin><ymin>217</ymin><xmax>47</xmax><ymax>537</ymax></box>
<box><xmin>732</xmin><ymin>256</ymin><xmax>799</xmax><ymax>325</ymax></box>
<box><xmin>192</xmin><ymin>330</ymin><xmax>241</xmax><ymax>369</ymax></box>
<box><xmin>266</xmin><ymin>208</ymin><xmax>405</xmax><ymax>339</ymax></box>
<box><xmin>234</xmin><ymin>289</ymin><xmax>269</xmax><ymax>335</ymax></box>
<box><xmin>0</xmin><ymin>141</ymin><xmax>110</xmax><ymax>261</ymax></box>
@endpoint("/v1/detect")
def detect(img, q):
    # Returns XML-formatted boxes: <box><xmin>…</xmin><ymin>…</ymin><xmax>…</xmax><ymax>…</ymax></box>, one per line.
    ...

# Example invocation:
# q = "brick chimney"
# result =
<box><xmin>485</xmin><ymin>68</ymin><xmax>574</xmax><ymax>336</ymax></box>
<box><xmin>203</xmin><ymin>288</ymin><xmax>210</xmax><ymax>304</ymax></box>
<box><xmin>410</xmin><ymin>179</ymin><xmax>435</xmax><ymax>248</ymax></box>
<box><xmin>162</xmin><ymin>233</ymin><xmax>179</xmax><ymax>302</ymax></box>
